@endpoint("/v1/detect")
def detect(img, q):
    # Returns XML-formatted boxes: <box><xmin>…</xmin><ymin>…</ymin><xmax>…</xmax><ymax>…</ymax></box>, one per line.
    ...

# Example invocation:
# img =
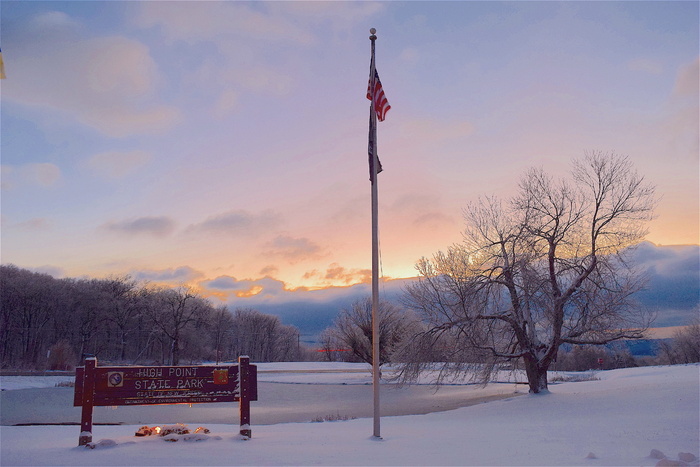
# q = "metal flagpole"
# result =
<box><xmin>369</xmin><ymin>27</ymin><xmax>381</xmax><ymax>439</ymax></box>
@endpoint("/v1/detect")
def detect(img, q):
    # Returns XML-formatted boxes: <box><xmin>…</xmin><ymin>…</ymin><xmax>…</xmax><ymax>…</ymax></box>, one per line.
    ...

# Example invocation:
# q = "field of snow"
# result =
<box><xmin>1</xmin><ymin>363</ymin><xmax>698</xmax><ymax>466</ymax></box>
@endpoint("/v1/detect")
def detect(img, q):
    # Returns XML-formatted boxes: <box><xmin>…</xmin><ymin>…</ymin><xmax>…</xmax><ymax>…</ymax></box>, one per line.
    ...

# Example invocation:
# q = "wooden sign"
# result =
<box><xmin>74</xmin><ymin>363</ymin><xmax>257</xmax><ymax>406</ymax></box>
<box><xmin>74</xmin><ymin>356</ymin><xmax>257</xmax><ymax>445</ymax></box>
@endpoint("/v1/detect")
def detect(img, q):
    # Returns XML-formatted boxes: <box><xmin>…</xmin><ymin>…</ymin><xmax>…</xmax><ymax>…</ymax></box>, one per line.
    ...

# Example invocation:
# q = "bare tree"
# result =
<box><xmin>670</xmin><ymin>315</ymin><xmax>700</xmax><ymax>364</ymax></box>
<box><xmin>324</xmin><ymin>297</ymin><xmax>418</xmax><ymax>367</ymax></box>
<box><xmin>223</xmin><ymin>308</ymin><xmax>287</xmax><ymax>361</ymax></box>
<box><xmin>64</xmin><ymin>278</ymin><xmax>108</xmax><ymax>361</ymax></box>
<box><xmin>207</xmin><ymin>305</ymin><xmax>234</xmax><ymax>363</ymax></box>
<box><xmin>399</xmin><ymin>152</ymin><xmax>656</xmax><ymax>393</ymax></box>
<box><xmin>147</xmin><ymin>285</ymin><xmax>210</xmax><ymax>365</ymax></box>
<box><xmin>98</xmin><ymin>275</ymin><xmax>141</xmax><ymax>362</ymax></box>
<box><xmin>273</xmin><ymin>324</ymin><xmax>302</xmax><ymax>362</ymax></box>
<box><xmin>0</xmin><ymin>265</ymin><xmax>57</xmax><ymax>367</ymax></box>
<box><xmin>318</xmin><ymin>327</ymin><xmax>349</xmax><ymax>362</ymax></box>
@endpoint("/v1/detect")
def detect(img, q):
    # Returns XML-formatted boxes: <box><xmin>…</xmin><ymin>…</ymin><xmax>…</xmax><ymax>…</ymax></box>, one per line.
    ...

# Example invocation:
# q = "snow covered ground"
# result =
<box><xmin>1</xmin><ymin>363</ymin><xmax>698</xmax><ymax>466</ymax></box>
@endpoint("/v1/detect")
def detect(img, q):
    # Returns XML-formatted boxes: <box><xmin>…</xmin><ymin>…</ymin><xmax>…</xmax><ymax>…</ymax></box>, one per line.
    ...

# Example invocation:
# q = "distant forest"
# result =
<box><xmin>2</xmin><ymin>264</ymin><xmax>698</xmax><ymax>371</ymax></box>
<box><xmin>0</xmin><ymin>265</ymin><xmax>310</xmax><ymax>369</ymax></box>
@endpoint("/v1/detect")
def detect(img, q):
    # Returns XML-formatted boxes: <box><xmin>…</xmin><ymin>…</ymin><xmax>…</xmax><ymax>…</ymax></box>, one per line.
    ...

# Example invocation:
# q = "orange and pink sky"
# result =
<box><xmin>1</xmin><ymin>1</ymin><xmax>698</xmax><ymax>306</ymax></box>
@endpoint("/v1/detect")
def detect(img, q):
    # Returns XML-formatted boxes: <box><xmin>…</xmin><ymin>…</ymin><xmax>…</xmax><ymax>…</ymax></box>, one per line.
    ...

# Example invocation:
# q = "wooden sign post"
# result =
<box><xmin>78</xmin><ymin>357</ymin><xmax>96</xmax><ymax>446</ymax></box>
<box><xmin>74</xmin><ymin>356</ymin><xmax>257</xmax><ymax>445</ymax></box>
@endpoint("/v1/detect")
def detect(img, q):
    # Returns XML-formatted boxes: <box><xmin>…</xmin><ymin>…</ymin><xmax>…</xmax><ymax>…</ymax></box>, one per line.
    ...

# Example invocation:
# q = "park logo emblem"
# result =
<box><xmin>213</xmin><ymin>369</ymin><xmax>228</xmax><ymax>385</ymax></box>
<box><xmin>107</xmin><ymin>371</ymin><xmax>124</xmax><ymax>388</ymax></box>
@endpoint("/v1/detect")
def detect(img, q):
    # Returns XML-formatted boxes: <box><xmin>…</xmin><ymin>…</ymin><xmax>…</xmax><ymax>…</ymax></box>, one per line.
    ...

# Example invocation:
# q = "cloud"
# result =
<box><xmin>391</xmin><ymin>193</ymin><xmax>441</xmax><ymax>214</ymax></box>
<box><xmin>662</xmin><ymin>57</ymin><xmax>699</xmax><ymax>159</ymax></box>
<box><xmin>25</xmin><ymin>163</ymin><xmax>62</xmax><ymax>187</ymax></box>
<box><xmin>259</xmin><ymin>265</ymin><xmax>279</xmax><ymax>276</ymax></box>
<box><xmin>302</xmin><ymin>269</ymin><xmax>320</xmax><ymax>280</ymax></box>
<box><xmin>626</xmin><ymin>58</ymin><xmax>663</xmax><ymax>75</ymax></box>
<box><xmin>199</xmin><ymin>58</ymin><xmax>294</xmax><ymax>100</ymax></box>
<box><xmin>85</xmin><ymin>150</ymin><xmax>152</xmax><ymax>178</ymax></box>
<box><xmin>632</xmin><ymin>242</ymin><xmax>699</xmax><ymax>278</ymax></box>
<box><xmin>186</xmin><ymin>209</ymin><xmax>282</xmax><ymax>237</ymax></box>
<box><xmin>623</xmin><ymin>242</ymin><xmax>700</xmax><ymax>326</ymax></box>
<box><xmin>13</xmin><ymin>218</ymin><xmax>53</xmax><ymax>231</ymax></box>
<box><xmin>399</xmin><ymin>119</ymin><xmax>474</xmax><ymax>144</ymax></box>
<box><xmin>413</xmin><ymin>211</ymin><xmax>456</xmax><ymax>230</ymax></box>
<box><xmin>212</xmin><ymin>277</ymin><xmax>412</xmax><ymax>340</ymax></box>
<box><xmin>131</xmin><ymin>266</ymin><xmax>204</xmax><ymax>284</ymax></box>
<box><xmin>133</xmin><ymin>2</ymin><xmax>313</xmax><ymax>45</ymax></box>
<box><xmin>204</xmin><ymin>276</ymin><xmax>244</xmax><ymax>290</ymax></box>
<box><xmin>202</xmin><ymin>275</ymin><xmax>288</xmax><ymax>299</ymax></box>
<box><xmin>213</xmin><ymin>90</ymin><xmax>239</xmax><ymax>118</ymax></box>
<box><xmin>263</xmin><ymin>235</ymin><xmax>324</xmax><ymax>264</ymax></box>
<box><xmin>203</xmin><ymin>272</ymin><xmax>370</xmax><ymax>317</ymax></box>
<box><xmin>325</xmin><ymin>264</ymin><xmax>372</xmax><ymax>285</ymax></box>
<box><xmin>302</xmin><ymin>264</ymin><xmax>372</xmax><ymax>286</ymax></box>
<box><xmin>389</xmin><ymin>193</ymin><xmax>457</xmax><ymax>231</ymax></box>
<box><xmin>101</xmin><ymin>216</ymin><xmax>176</xmax><ymax>238</ymax></box>
<box><xmin>672</xmin><ymin>57</ymin><xmax>699</xmax><ymax>98</ymax></box>
<box><xmin>267</xmin><ymin>1</ymin><xmax>383</xmax><ymax>22</ymax></box>
<box><xmin>233</xmin><ymin>65</ymin><xmax>293</xmax><ymax>96</ymax></box>
<box><xmin>398</xmin><ymin>47</ymin><xmax>420</xmax><ymax>67</ymax></box>
<box><xmin>265</xmin><ymin>2</ymin><xmax>385</xmax><ymax>38</ymax></box>
<box><xmin>1</xmin><ymin>163</ymin><xmax>62</xmax><ymax>190</ymax></box>
<box><xmin>3</xmin><ymin>11</ymin><xmax>181</xmax><ymax>137</ymax></box>
<box><xmin>131</xmin><ymin>2</ymin><xmax>381</xmax><ymax>101</ymax></box>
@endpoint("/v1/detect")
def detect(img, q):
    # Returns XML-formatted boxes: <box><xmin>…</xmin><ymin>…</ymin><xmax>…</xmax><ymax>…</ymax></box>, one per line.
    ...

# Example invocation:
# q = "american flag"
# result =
<box><xmin>367</xmin><ymin>69</ymin><xmax>390</xmax><ymax>121</ymax></box>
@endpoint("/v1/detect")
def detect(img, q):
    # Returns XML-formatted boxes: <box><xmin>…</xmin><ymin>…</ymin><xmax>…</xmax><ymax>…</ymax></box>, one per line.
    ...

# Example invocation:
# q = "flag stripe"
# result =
<box><xmin>367</xmin><ymin>69</ymin><xmax>390</xmax><ymax>122</ymax></box>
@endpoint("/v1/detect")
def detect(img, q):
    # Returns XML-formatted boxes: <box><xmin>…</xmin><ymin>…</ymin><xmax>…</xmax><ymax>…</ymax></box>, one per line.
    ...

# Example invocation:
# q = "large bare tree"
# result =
<box><xmin>399</xmin><ymin>152</ymin><xmax>656</xmax><ymax>393</ymax></box>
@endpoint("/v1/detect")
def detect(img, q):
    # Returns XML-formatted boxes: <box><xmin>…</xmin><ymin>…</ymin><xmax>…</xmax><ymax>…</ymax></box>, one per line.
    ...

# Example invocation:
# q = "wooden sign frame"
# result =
<box><xmin>74</xmin><ymin>356</ymin><xmax>257</xmax><ymax>445</ymax></box>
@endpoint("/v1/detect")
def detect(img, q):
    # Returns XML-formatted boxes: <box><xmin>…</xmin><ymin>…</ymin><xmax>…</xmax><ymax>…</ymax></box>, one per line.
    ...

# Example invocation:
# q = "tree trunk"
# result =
<box><xmin>523</xmin><ymin>355</ymin><xmax>549</xmax><ymax>394</ymax></box>
<box><xmin>171</xmin><ymin>340</ymin><xmax>178</xmax><ymax>365</ymax></box>
<box><xmin>171</xmin><ymin>330</ymin><xmax>180</xmax><ymax>365</ymax></box>
<box><xmin>119</xmin><ymin>329</ymin><xmax>127</xmax><ymax>362</ymax></box>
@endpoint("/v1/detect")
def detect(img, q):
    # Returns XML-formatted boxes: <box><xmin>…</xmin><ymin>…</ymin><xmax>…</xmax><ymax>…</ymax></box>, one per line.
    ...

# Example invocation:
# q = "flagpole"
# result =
<box><xmin>369</xmin><ymin>27</ymin><xmax>381</xmax><ymax>440</ymax></box>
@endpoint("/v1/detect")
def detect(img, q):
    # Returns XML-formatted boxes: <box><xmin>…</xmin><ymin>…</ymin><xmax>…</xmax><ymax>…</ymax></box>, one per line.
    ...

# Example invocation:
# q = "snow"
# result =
<box><xmin>1</xmin><ymin>363</ymin><xmax>698</xmax><ymax>466</ymax></box>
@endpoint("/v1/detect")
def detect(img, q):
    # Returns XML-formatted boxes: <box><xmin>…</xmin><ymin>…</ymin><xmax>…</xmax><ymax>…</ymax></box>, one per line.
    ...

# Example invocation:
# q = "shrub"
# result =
<box><xmin>47</xmin><ymin>340</ymin><xmax>76</xmax><ymax>371</ymax></box>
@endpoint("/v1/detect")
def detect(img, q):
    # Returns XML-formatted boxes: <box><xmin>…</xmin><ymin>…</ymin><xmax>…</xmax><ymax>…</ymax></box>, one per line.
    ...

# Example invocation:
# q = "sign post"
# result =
<box><xmin>238</xmin><ymin>356</ymin><xmax>251</xmax><ymax>438</ymax></box>
<box><xmin>78</xmin><ymin>357</ymin><xmax>96</xmax><ymax>446</ymax></box>
<box><xmin>74</xmin><ymin>356</ymin><xmax>257</xmax><ymax>445</ymax></box>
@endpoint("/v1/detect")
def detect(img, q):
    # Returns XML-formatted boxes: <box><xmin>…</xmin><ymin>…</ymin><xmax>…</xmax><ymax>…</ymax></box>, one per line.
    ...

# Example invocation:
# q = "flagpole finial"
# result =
<box><xmin>370</xmin><ymin>28</ymin><xmax>377</xmax><ymax>40</ymax></box>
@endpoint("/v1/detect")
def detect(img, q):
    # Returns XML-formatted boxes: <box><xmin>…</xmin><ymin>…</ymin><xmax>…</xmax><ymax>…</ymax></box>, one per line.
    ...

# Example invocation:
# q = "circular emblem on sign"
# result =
<box><xmin>108</xmin><ymin>372</ymin><xmax>123</xmax><ymax>387</ymax></box>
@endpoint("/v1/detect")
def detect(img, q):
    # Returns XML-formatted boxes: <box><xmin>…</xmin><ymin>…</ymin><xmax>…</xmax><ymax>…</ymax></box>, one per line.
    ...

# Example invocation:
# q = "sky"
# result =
<box><xmin>1</xmin><ymin>1</ymin><xmax>698</xmax><ymax>311</ymax></box>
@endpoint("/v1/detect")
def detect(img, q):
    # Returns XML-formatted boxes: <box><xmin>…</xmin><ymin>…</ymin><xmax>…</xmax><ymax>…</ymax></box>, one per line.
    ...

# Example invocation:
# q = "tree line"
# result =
<box><xmin>0</xmin><ymin>265</ymin><xmax>308</xmax><ymax>369</ymax></box>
